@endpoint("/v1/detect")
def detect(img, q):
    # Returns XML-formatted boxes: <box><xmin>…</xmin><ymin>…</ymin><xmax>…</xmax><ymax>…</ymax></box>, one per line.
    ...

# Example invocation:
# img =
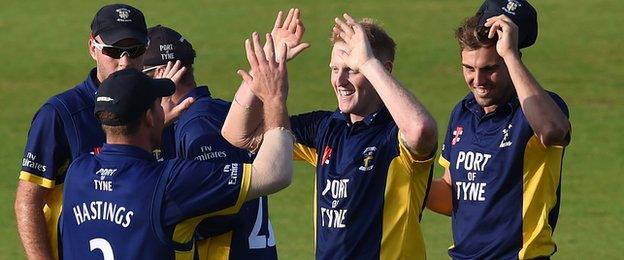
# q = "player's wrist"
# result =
<box><xmin>358</xmin><ymin>57</ymin><xmax>382</xmax><ymax>74</ymax></box>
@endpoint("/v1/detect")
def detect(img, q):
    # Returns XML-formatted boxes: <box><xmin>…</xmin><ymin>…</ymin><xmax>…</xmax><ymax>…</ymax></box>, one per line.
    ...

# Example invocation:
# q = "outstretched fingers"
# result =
<box><xmin>244</xmin><ymin>38</ymin><xmax>259</xmax><ymax>69</ymax></box>
<box><xmin>273</xmin><ymin>10</ymin><xmax>284</xmax><ymax>29</ymax></box>
<box><xmin>283</xmin><ymin>8</ymin><xmax>295</xmax><ymax>30</ymax></box>
<box><xmin>265</xmin><ymin>33</ymin><xmax>278</xmax><ymax>67</ymax></box>
<box><xmin>252</xmin><ymin>32</ymin><xmax>268</xmax><ymax>67</ymax></box>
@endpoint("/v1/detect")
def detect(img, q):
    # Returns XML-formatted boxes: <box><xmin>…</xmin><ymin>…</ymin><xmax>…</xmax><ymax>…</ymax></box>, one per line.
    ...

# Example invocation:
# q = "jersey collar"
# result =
<box><xmin>99</xmin><ymin>143</ymin><xmax>156</xmax><ymax>161</ymax></box>
<box><xmin>85</xmin><ymin>68</ymin><xmax>99</xmax><ymax>100</ymax></box>
<box><xmin>462</xmin><ymin>92</ymin><xmax>520</xmax><ymax>119</ymax></box>
<box><xmin>331</xmin><ymin>106</ymin><xmax>392</xmax><ymax>126</ymax></box>
<box><xmin>177</xmin><ymin>85</ymin><xmax>212</xmax><ymax>105</ymax></box>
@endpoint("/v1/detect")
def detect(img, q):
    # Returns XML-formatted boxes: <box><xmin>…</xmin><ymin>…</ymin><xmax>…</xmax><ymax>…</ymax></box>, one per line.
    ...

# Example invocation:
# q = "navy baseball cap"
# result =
<box><xmin>91</xmin><ymin>4</ymin><xmax>148</xmax><ymax>45</ymax></box>
<box><xmin>95</xmin><ymin>69</ymin><xmax>174</xmax><ymax>126</ymax></box>
<box><xmin>144</xmin><ymin>25</ymin><xmax>196</xmax><ymax>67</ymax></box>
<box><xmin>477</xmin><ymin>0</ymin><xmax>538</xmax><ymax>49</ymax></box>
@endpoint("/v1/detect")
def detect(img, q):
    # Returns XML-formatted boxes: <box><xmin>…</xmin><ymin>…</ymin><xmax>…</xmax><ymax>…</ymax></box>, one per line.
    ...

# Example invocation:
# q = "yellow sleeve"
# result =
<box><xmin>171</xmin><ymin>163</ymin><xmax>252</xmax><ymax>248</ymax></box>
<box><xmin>293</xmin><ymin>143</ymin><xmax>318</xmax><ymax>167</ymax></box>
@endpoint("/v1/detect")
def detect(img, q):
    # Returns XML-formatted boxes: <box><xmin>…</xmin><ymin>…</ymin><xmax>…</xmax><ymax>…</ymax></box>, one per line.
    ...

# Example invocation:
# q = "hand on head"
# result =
<box><xmin>238</xmin><ymin>32</ymin><xmax>288</xmax><ymax>104</ymax></box>
<box><xmin>154</xmin><ymin>60</ymin><xmax>194</xmax><ymax>125</ymax></box>
<box><xmin>332</xmin><ymin>13</ymin><xmax>376</xmax><ymax>71</ymax></box>
<box><xmin>484</xmin><ymin>14</ymin><xmax>520</xmax><ymax>59</ymax></box>
<box><xmin>265</xmin><ymin>8</ymin><xmax>310</xmax><ymax>62</ymax></box>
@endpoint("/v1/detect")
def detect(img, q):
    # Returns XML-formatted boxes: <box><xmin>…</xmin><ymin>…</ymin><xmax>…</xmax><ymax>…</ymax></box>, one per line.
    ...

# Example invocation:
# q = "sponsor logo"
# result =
<box><xmin>320</xmin><ymin>179</ymin><xmax>349</xmax><ymax>228</ymax></box>
<box><xmin>455</xmin><ymin>150</ymin><xmax>492</xmax><ymax>201</ymax></box>
<box><xmin>94</xmin><ymin>168</ymin><xmax>116</xmax><ymax>192</ymax></box>
<box><xmin>452</xmin><ymin>126</ymin><xmax>463</xmax><ymax>146</ymax></box>
<box><xmin>159</xmin><ymin>44</ymin><xmax>175</xmax><ymax>60</ymax></box>
<box><xmin>195</xmin><ymin>146</ymin><xmax>228</xmax><ymax>161</ymax></box>
<box><xmin>22</xmin><ymin>152</ymin><xmax>47</xmax><ymax>172</ymax></box>
<box><xmin>225</xmin><ymin>163</ymin><xmax>239</xmax><ymax>185</ymax></box>
<box><xmin>96</xmin><ymin>96</ymin><xmax>114</xmax><ymax>102</ymax></box>
<box><xmin>115</xmin><ymin>8</ymin><xmax>132</xmax><ymax>22</ymax></box>
<box><xmin>95</xmin><ymin>168</ymin><xmax>117</xmax><ymax>180</ymax></box>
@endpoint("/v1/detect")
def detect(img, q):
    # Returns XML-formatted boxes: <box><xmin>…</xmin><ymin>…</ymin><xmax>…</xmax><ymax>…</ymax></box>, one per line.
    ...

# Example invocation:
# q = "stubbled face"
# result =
<box><xmin>461</xmin><ymin>47</ymin><xmax>513</xmax><ymax>113</ymax></box>
<box><xmin>329</xmin><ymin>42</ymin><xmax>383</xmax><ymax>122</ymax></box>
<box><xmin>89</xmin><ymin>35</ymin><xmax>144</xmax><ymax>84</ymax></box>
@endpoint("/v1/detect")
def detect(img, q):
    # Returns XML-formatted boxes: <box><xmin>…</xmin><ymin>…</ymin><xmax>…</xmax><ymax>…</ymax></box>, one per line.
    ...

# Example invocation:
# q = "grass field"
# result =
<box><xmin>0</xmin><ymin>0</ymin><xmax>622</xmax><ymax>259</ymax></box>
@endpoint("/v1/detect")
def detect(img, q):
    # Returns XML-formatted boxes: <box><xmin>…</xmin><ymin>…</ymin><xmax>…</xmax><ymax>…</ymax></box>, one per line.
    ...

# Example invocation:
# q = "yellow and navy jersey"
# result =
<box><xmin>60</xmin><ymin>144</ymin><xmax>251</xmax><ymax>260</ymax></box>
<box><xmin>19</xmin><ymin>68</ymin><xmax>105</xmax><ymax>259</ymax></box>
<box><xmin>161</xmin><ymin>86</ymin><xmax>277</xmax><ymax>260</ymax></box>
<box><xmin>290</xmin><ymin>108</ymin><xmax>433</xmax><ymax>260</ymax></box>
<box><xmin>440</xmin><ymin>92</ymin><xmax>569</xmax><ymax>259</ymax></box>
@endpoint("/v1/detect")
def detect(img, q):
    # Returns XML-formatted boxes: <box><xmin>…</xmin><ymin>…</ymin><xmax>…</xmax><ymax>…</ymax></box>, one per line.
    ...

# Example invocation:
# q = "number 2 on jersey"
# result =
<box><xmin>248</xmin><ymin>197</ymin><xmax>276</xmax><ymax>249</ymax></box>
<box><xmin>90</xmin><ymin>238</ymin><xmax>114</xmax><ymax>260</ymax></box>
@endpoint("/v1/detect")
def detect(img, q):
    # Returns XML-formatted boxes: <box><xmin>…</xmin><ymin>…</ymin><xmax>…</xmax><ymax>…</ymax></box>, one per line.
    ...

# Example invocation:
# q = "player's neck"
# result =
<box><xmin>106</xmin><ymin>134</ymin><xmax>153</xmax><ymax>154</ymax></box>
<box><xmin>172</xmin><ymin>82</ymin><xmax>197</xmax><ymax>104</ymax></box>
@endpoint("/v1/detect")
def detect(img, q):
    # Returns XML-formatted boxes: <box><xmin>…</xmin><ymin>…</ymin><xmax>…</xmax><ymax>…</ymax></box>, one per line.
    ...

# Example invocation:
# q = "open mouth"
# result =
<box><xmin>474</xmin><ymin>86</ymin><xmax>492</xmax><ymax>97</ymax></box>
<box><xmin>339</xmin><ymin>89</ymin><xmax>355</xmax><ymax>97</ymax></box>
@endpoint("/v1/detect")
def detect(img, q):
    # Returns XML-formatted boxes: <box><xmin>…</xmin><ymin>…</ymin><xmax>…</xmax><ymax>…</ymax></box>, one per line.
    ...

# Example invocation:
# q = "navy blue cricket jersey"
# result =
<box><xmin>20</xmin><ymin>69</ymin><xmax>105</xmax><ymax>258</ymax></box>
<box><xmin>291</xmin><ymin>108</ymin><xmax>434</xmax><ymax>260</ymax></box>
<box><xmin>440</xmin><ymin>92</ymin><xmax>569</xmax><ymax>259</ymax></box>
<box><xmin>161</xmin><ymin>86</ymin><xmax>277</xmax><ymax>260</ymax></box>
<box><xmin>60</xmin><ymin>144</ymin><xmax>251</xmax><ymax>260</ymax></box>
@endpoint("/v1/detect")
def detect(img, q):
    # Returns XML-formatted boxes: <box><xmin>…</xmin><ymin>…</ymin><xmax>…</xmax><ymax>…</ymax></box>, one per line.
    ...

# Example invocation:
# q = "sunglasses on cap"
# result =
<box><xmin>91</xmin><ymin>39</ymin><xmax>148</xmax><ymax>59</ymax></box>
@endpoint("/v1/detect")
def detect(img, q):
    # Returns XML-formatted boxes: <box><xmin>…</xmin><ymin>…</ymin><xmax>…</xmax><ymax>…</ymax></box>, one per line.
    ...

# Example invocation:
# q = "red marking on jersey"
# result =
<box><xmin>321</xmin><ymin>146</ymin><xmax>332</xmax><ymax>165</ymax></box>
<box><xmin>452</xmin><ymin>126</ymin><xmax>463</xmax><ymax>146</ymax></box>
<box><xmin>93</xmin><ymin>146</ymin><xmax>102</xmax><ymax>155</ymax></box>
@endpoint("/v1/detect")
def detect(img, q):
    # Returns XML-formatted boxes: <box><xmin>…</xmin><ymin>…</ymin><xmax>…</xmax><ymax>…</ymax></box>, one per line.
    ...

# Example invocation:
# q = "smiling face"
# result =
<box><xmin>329</xmin><ymin>42</ymin><xmax>383</xmax><ymax>122</ymax></box>
<box><xmin>461</xmin><ymin>46</ymin><xmax>514</xmax><ymax>113</ymax></box>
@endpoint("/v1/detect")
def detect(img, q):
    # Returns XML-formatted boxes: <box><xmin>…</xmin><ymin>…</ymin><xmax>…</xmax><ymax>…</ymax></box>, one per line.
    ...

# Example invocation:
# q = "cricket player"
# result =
<box><xmin>223</xmin><ymin>13</ymin><xmax>438</xmax><ymax>259</ymax></box>
<box><xmin>60</xmin><ymin>33</ymin><xmax>292</xmax><ymax>259</ymax></box>
<box><xmin>426</xmin><ymin>0</ymin><xmax>571</xmax><ymax>259</ymax></box>
<box><xmin>142</xmin><ymin>22</ymin><xmax>300</xmax><ymax>259</ymax></box>
<box><xmin>14</xmin><ymin>4</ymin><xmax>164</xmax><ymax>259</ymax></box>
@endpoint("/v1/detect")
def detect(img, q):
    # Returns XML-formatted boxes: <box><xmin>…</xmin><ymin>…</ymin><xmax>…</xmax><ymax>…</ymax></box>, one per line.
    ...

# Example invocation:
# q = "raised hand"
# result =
<box><xmin>161</xmin><ymin>95</ymin><xmax>194</xmax><ymax>126</ymax></box>
<box><xmin>484</xmin><ymin>14</ymin><xmax>520</xmax><ymax>59</ymax></box>
<box><xmin>332</xmin><ymin>13</ymin><xmax>375</xmax><ymax>71</ymax></box>
<box><xmin>154</xmin><ymin>60</ymin><xmax>194</xmax><ymax>125</ymax></box>
<box><xmin>264</xmin><ymin>8</ymin><xmax>310</xmax><ymax>62</ymax></box>
<box><xmin>154</xmin><ymin>60</ymin><xmax>187</xmax><ymax>86</ymax></box>
<box><xmin>239</xmin><ymin>32</ymin><xmax>288</xmax><ymax>104</ymax></box>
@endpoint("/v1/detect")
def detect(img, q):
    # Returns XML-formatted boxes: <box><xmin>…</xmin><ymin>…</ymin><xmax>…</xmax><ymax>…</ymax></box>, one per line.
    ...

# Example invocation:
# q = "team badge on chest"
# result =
<box><xmin>499</xmin><ymin>124</ymin><xmax>513</xmax><ymax>148</ymax></box>
<box><xmin>358</xmin><ymin>146</ymin><xmax>377</xmax><ymax>171</ymax></box>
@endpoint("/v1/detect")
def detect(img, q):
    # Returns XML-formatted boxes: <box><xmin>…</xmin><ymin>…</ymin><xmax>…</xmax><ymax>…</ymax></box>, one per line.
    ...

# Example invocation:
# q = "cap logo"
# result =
<box><xmin>159</xmin><ymin>44</ymin><xmax>175</xmax><ymax>60</ymax></box>
<box><xmin>115</xmin><ymin>8</ymin><xmax>132</xmax><ymax>22</ymax></box>
<box><xmin>502</xmin><ymin>0</ymin><xmax>521</xmax><ymax>15</ymax></box>
<box><xmin>97</xmin><ymin>96</ymin><xmax>115</xmax><ymax>102</ymax></box>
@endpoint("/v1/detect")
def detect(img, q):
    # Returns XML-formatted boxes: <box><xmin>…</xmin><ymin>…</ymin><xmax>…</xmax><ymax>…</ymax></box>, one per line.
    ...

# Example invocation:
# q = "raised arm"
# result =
<box><xmin>485</xmin><ymin>15</ymin><xmax>571</xmax><ymax>147</ymax></box>
<box><xmin>223</xmin><ymin>8</ymin><xmax>309</xmax><ymax>151</ymax></box>
<box><xmin>333</xmin><ymin>14</ymin><xmax>438</xmax><ymax>159</ymax></box>
<box><xmin>233</xmin><ymin>32</ymin><xmax>293</xmax><ymax>200</ymax></box>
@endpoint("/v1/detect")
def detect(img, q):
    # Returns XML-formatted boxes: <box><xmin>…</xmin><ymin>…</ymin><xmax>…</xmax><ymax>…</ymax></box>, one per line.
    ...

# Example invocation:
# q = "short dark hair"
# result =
<box><xmin>455</xmin><ymin>15</ymin><xmax>498</xmax><ymax>51</ymax></box>
<box><xmin>330</xmin><ymin>18</ymin><xmax>396</xmax><ymax>62</ymax></box>
<box><xmin>96</xmin><ymin>111</ymin><xmax>141</xmax><ymax>136</ymax></box>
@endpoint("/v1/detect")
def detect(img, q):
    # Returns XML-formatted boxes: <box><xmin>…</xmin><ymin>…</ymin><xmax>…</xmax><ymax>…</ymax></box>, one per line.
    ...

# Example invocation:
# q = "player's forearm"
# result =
<box><xmin>248</xmin><ymin>127</ymin><xmax>294</xmax><ymax>200</ymax></box>
<box><xmin>504</xmin><ymin>55</ymin><xmax>570</xmax><ymax>146</ymax></box>
<box><xmin>426</xmin><ymin>178</ymin><xmax>453</xmax><ymax>216</ymax></box>
<box><xmin>222</xmin><ymin>83</ymin><xmax>265</xmax><ymax>151</ymax></box>
<box><xmin>15</xmin><ymin>181</ymin><xmax>53</xmax><ymax>260</ymax></box>
<box><xmin>359</xmin><ymin>59</ymin><xmax>438</xmax><ymax>157</ymax></box>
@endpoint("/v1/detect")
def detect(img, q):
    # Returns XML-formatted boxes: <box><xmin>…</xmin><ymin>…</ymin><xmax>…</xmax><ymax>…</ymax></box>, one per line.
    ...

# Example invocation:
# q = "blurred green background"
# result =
<box><xmin>0</xmin><ymin>0</ymin><xmax>622</xmax><ymax>259</ymax></box>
